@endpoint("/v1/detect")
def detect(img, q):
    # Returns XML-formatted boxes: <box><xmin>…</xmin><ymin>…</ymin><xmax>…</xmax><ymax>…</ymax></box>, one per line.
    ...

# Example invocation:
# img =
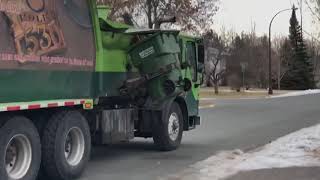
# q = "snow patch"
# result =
<box><xmin>163</xmin><ymin>124</ymin><xmax>320</xmax><ymax>180</ymax></box>
<box><xmin>271</xmin><ymin>89</ymin><xmax>320</xmax><ymax>98</ymax></box>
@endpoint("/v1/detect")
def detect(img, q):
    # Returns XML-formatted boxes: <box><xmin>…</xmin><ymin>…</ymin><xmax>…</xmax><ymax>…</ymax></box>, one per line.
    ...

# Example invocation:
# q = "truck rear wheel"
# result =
<box><xmin>41</xmin><ymin>111</ymin><xmax>91</xmax><ymax>180</ymax></box>
<box><xmin>153</xmin><ymin>102</ymin><xmax>184</xmax><ymax>151</ymax></box>
<box><xmin>0</xmin><ymin>116</ymin><xmax>41</xmax><ymax>180</ymax></box>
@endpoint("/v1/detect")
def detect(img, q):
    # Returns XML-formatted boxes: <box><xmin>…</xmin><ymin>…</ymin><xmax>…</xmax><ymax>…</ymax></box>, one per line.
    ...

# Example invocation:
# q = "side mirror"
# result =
<box><xmin>181</xmin><ymin>62</ymin><xmax>191</xmax><ymax>69</ymax></box>
<box><xmin>197</xmin><ymin>63</ymin><xmax>205</xmax><ymax>87</ymax></box>
<box><xmin>198</xmin><ymin>44</ymin><xmax>205</xmax><ymax>64</ymax></box>
<box><xmin>194</xmin><ymin>84</ymin><xmax>201</xmax><ymax>88</ymax></box>
<box><xmin>198</xmin><ymin>63</ymin><xmax>205</xmax><ymax>73</ymax></box>
<box><xmin>183</xmin><ymin>78</ymin><xmax>192</xmax><ymax>92</ymax></box>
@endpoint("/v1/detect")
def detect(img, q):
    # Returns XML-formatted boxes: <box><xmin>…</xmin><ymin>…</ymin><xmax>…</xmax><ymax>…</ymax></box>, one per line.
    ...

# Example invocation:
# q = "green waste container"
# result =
<box><xmin>127</xmin><ymin>30</ymin><xmax>185</xmax><ymax>101</ymax></box>
<box><xmin>128</xmin><ymin>31</ymin><xmax>181</xmax><ymax>74</ymax></box>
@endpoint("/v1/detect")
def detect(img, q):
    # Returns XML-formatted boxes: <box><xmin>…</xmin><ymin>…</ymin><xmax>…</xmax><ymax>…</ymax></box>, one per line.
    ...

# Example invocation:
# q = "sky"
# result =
<box><xmin>213</xmin><ymin>0</ymin><xmax>316</xmax><ymax>38</ymax></box>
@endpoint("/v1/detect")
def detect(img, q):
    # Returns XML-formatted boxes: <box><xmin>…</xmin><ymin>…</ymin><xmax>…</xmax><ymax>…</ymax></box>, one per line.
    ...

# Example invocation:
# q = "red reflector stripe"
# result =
<box><xmin>2</xmin><ymin>99</ymin><xmax>90</xmax><ymax>112</ymax></box>
<box><xmin>28</xmin><ymin>104</ymin><xmax>41</xmax><ymax>110</ymax></box>
<box><xmin>7</xmin><ymin>106</ymin><xmax>21</xmax><ymax>111</ymax></box>
<box><xmin>64</xmin><ymin>102</ymin><xmax>75</xmax><ymax>106</ymax></box>
<box><xmin>48</xmin><ymin>103</ymin><xmax>58</xmax><ymax>108</ymax></box>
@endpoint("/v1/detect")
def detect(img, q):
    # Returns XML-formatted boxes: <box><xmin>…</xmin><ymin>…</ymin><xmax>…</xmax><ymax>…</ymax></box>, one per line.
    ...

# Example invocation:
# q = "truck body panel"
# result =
<box><xmin>0</xmin><ymin>0</ymin><xmax>97</xmax><ymax>103</ymax></box>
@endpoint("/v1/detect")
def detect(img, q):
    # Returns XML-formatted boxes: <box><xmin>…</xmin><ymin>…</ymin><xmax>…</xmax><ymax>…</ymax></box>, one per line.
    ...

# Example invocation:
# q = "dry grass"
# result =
<box><xmin>311</xmin><ymin>148</ymin><xmax>320</xmax><ymax>159</ymax></box>
<box><xmin>200</xmin><ymin>87</ymin><xmax>286</xmax><ymax>99</ymax></box>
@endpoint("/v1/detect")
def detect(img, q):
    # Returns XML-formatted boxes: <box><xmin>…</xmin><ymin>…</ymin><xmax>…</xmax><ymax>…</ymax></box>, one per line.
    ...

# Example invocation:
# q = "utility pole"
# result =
<box><xmin>241</xmin><ymin>62</ymin><xmax>248</xmax><ymax>92</ymax></box>
<box><xmin>278</xmin><ymin>57</ymin><xmax>281</xmax><ymax>90</ymax></box>
<box><xmin>268</xmin><ymin>7</ymin><xmax>298</xmax><ymax>95</ymax></box>
<box><xmin>300</xmin><ymin>0</ymin><xmax>303</xmax><ymax>34</ymax></box>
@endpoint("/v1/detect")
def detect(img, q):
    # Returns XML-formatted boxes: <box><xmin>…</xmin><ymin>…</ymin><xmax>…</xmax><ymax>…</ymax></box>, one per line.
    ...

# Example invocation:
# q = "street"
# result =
<box><xmin>79</xmin><ymin>94</ymin><xmax>320</xmax><ymax>180</ymax></box>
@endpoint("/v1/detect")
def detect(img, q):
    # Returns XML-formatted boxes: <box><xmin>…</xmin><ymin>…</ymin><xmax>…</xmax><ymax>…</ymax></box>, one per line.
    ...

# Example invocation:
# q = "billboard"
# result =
<box><xmin>0</xmin><ymin>0</ymin><xmax>95</xmax><ymax>71</ymax></box>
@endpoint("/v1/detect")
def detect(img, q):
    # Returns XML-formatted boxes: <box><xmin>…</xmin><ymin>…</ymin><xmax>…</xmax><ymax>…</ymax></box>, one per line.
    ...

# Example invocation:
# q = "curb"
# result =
<box><xmin>199</xmin><ymin>104</ymin><xmax>215</xmax><ymax>109</ymax></box>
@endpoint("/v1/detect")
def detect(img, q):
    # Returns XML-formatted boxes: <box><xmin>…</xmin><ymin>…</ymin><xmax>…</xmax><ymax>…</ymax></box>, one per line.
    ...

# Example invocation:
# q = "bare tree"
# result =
<box><xmin>226</xmin><ymin>32</ymin><xmax>272</xmax><ymax>89</ymax></box>
<box><xmin>306</xmin><ymin>37</ymin><xmax>320</xmax><ymax>85</ymax></box>
<box><xmin>99</xmin><ymin>0</ymin><xmax>219</xmax><ymax>34</ymax></box>
<box><xmin>204</xmin><ymin>31</ymin><xmax>229</xmax><ymax>94</ymax></box>
<box><xmin>308</xmin><ymin>0</ymin><xmax>320</xmax><ymax>36</ymax></box>
<box><xmin>273</xmin><ymin>36</ymin><xmax>291</xmax><ymax>89</ymax></box>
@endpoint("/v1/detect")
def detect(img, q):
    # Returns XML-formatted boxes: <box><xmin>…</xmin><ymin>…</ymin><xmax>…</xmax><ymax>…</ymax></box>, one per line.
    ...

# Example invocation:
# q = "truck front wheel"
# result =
<box><xmin>41</xmin><ymin>111</ymin><xmax>91</xmax><ymax>180</ymax></box>
<box><xmin>0</xmin><ymin>116</ymin><xmax>41</xmax><ymax>180</ymax></box>
<box><xmin>153</xmin><ymin>102</ymin><xmax>184</xmax><ymax>151</ymax></box>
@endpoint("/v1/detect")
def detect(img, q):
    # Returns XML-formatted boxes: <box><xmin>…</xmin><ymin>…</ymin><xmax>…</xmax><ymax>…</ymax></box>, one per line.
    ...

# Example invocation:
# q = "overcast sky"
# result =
<box><xmin>213</xmin><ymin>0</ymin><xmax>315</xmax><ymax>37</ymax></box>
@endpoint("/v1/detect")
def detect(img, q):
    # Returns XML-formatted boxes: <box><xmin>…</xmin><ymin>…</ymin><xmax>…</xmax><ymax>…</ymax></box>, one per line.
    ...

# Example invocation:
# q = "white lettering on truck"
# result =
<box><xmin>139</xmin><ymin>46</ymin><xmax>155</xmax><ymax>59</ymax></box>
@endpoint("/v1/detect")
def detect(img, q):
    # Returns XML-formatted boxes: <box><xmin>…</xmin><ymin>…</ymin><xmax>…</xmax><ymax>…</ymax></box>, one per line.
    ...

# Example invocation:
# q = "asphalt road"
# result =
<box><xmin>79</xmin><ymin>94</ymin><xmax>320</xmax><ymax>180</ymax></box>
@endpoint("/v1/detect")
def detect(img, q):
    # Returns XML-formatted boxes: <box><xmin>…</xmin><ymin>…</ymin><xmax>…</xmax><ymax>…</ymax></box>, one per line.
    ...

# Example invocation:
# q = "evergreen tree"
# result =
<box><xmin>281</xmin><ymin>7</ymin><xmax>315</xmax><ymax>90</ymax></box>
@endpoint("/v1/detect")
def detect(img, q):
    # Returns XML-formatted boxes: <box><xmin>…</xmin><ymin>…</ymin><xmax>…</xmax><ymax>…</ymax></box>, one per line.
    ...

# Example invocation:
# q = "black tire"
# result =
<box><xmin>41</xmin><ymin>111</ymin><xmax>91</xmax><ymax>180</ymax></box>
<box><xmin>153</xmin><ymin>102</ymin><xmax>184</xmax><ymax>151</ymax></box>
<box><xmin>0</xmin><ymin>116</ymin><xmax>41</xmax><ymax>180</ymax></box>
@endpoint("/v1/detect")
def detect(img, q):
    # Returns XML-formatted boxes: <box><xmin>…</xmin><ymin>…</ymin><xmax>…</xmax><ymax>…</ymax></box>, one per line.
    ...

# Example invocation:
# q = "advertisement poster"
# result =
<box><xmin>0</xmin><ymin>0</ymin><xmax>95</xmax><ymax>71</ymax></box>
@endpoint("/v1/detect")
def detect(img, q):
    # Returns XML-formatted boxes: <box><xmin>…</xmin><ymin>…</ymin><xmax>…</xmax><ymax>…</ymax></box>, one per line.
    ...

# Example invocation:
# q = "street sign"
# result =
<box><xmin>240</xmin><ymin>62</ymin><xmax>248</xmax><ymax>73</ymax></box>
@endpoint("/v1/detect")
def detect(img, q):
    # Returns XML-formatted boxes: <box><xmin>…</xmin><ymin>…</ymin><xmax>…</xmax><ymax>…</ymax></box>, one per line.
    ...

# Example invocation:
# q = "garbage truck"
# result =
<box><xmin>0</xmin><ymin>1</ymin><xmax>204</xmax><ymax>180</ymax></box>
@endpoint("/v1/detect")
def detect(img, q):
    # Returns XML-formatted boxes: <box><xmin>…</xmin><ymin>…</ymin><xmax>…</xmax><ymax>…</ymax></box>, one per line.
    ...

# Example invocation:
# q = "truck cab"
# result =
<box><xmin>179</xmin><ymin>35</ymin><xmax>205</xmax><ymax>129</ymax></box>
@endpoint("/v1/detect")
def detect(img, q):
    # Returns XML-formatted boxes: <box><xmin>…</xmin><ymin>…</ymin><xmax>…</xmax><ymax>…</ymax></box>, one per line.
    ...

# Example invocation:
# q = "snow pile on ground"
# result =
<box><xmin>163</xmin><ymin>124</ymin><xmax>320</xmax><ymax>180</ymax></box>
<box><xmin>271</xmin><ymin>89</ymin><xmax>320</xmax><ymax>98</ymax></box>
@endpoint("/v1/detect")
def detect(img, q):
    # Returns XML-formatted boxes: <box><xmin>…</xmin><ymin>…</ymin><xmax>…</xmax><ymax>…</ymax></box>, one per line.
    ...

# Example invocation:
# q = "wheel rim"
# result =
<box><xmin>168</xmin><ymin>112</ymin><xmax>180</xmax><ymax>141</ymax></box>
<box><xmin>64</xmin><ymin>127</ymin><xmax>85</xmax><ymax>166</ymax></box>
<box><xmin>5</xmin><ymin>135</ymin><xmax>32</xmax><ymax>180</ymax></box>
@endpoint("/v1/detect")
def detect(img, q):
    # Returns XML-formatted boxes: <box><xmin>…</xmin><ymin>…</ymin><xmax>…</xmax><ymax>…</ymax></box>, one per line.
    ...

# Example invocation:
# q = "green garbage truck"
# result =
<box><xmin>0</xmin><ymin>1</ymin><xmax>204</xmax><ymax>180</ymax></box>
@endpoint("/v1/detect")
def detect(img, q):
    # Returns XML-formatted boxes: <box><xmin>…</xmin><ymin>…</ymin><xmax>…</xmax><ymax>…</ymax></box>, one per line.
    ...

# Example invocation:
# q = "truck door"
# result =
<box><xmin>197</xmin><ymin>42</ymin><xmax>205</xmax><ymax>88</ymax></box>
<box><xmin>185</xmin><ymin>41</ymin><xmax>200</xmax><ymax>117</ymax></box>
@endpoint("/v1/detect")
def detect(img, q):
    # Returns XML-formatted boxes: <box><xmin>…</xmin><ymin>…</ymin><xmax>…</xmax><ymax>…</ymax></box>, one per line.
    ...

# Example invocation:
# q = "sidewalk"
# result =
<box><xmin>200</xmin><ymin>88</ymin><xmax>320</xmax><ymax>100</ymax></box>
<box><xmin>227</xmin><ymin>167</ymin><xmax>320</xmax><ymax>180</ymax></box>
<box><xmin>163</xmin><ymin>124</ymin><xmax>320</xmax><ymax>180</ymax></box>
